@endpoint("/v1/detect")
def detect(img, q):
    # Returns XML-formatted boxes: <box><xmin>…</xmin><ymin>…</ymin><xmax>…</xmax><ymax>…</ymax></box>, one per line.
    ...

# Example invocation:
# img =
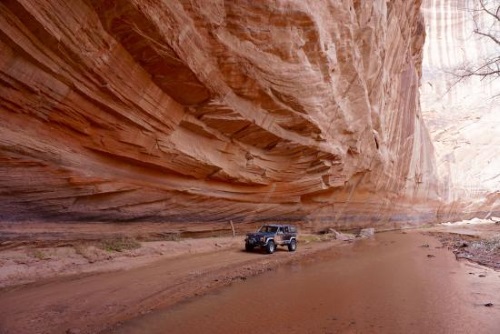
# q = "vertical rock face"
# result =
<box><xmin>0</xmin><ymin>0</ymin><xmax>438</xmax><ymax>227</ymax></box>
<box><xmin>421</xmin><ymin>0</ymin><xmax>499</xmax><ymax>219</ymax></box>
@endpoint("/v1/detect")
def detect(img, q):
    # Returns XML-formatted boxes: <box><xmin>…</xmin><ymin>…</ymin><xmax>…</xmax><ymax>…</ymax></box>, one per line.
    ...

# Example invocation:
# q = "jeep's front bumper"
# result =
<box><xmin>245</xmin><ymin>237</ymin><xmax>268</xmax><ymax>247</ymax></box>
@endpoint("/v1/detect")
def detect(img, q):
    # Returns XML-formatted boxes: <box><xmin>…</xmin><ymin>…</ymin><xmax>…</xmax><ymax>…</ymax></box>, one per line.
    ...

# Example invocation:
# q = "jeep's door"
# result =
<box><xmin>283</xmin><ymin>226</ymin><xmax>292</xmax><ymax>242</ymax></box>
<box><xmin>275</xmin><ymin>227</ymin><xmax>284</xmax><ymax>245</ymax></box>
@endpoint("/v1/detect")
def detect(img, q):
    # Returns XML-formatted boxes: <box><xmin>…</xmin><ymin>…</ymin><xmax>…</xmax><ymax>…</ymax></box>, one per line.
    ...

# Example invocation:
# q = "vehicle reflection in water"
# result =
<box><xmin>110</xmin><ymin>232</ymin><xmax>500</xmax><ymax>334</ymax></box>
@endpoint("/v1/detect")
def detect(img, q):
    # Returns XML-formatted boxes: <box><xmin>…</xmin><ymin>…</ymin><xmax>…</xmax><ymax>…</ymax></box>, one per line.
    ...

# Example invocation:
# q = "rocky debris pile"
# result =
<box><xmin>322</xmin><ymin>228</ymin><xmax>375</xmax><ymax>241</ymax></box>
<box><xmin>434</xmin><ymin>233</ymin><xmax>500</xmax><ymax>270</ymax></box>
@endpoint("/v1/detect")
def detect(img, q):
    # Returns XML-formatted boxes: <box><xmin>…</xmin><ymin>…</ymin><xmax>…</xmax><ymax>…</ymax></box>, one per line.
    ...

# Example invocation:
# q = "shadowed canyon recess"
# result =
<box><xmin>0</xmin><ymin>0</ymin><xmax>498</xmax><ymax>229</ymax></box>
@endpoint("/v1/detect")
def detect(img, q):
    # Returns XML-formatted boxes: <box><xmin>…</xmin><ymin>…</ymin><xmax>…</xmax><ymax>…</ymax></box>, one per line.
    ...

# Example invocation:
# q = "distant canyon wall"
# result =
<box><xmin>421</xmin><ymin>0</ymin><xmax>499</xmax><ymax>220</ymax></box>
<box><xmin>0</xmin><ymin>0</ymin><xmax>441</xmax><ymax>227</ymax></box>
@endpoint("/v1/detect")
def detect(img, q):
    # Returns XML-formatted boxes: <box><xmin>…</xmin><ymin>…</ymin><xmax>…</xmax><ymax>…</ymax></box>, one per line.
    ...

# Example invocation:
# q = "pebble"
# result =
<box><xmin>66</xmin><ymin>329</ymin><xmax>81</xmax><ymax>334</ymax></box>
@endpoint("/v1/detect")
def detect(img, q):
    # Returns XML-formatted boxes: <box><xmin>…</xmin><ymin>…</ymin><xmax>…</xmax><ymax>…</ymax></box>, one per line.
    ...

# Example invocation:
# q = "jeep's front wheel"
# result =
<box><xmin>245</xmin><ymin>243</ymin><xmax>254</xmax><ymax>252</ymax></box>
<box><xmin>288</xmin><ymin>239</ymin><xmax>297</xmax><ymax>252</ymax></box>
<box><xmin>265</xmin><ymin>240</ymin><xmax>275</xmax><ymax>254</ymax></box>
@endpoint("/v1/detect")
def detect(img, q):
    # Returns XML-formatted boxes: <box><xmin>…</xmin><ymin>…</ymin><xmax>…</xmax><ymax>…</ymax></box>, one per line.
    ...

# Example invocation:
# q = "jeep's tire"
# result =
<box><xmin>288</xmin><ymin>239</ymin><xmax>297</xmax><ymax>252</ymax></box>
<box><xmin>245</xmin><ymin>243</ymin><xmax>254</xmax><ymax>252</ymax></box>
<box><xmin>265</xmin><ymin>240</ymin><xmax>275</xmax><ymax>254</ymax></box>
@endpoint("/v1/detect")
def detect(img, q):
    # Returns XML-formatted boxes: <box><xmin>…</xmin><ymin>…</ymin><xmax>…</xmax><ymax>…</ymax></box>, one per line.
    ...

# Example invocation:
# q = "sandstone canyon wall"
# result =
<box><xmin>421</xmin><ymin>0</ymin><xmax>499</xmax><ymax>221</ymax></box>
<box><xmin>0</xmin><ymin>0</ymin><xmax>440</xmax><ymax>229</ymax></box>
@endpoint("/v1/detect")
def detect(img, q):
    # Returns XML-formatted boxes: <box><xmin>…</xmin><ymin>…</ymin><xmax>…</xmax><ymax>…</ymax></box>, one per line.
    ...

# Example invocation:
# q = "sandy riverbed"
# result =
<box><xmin>0</xmin><ymin>220</ymin><xmax>498</xmax><ymax>333</ymax></box>
<box><xmin>111</xmin><ymin>230</ymin><xmax>500</xmax><ymax>334</ymax></box>
<box><xmin>0</xmin><ymin>231</ymin><xmax>347</xmax><ymax>334</ymax></box>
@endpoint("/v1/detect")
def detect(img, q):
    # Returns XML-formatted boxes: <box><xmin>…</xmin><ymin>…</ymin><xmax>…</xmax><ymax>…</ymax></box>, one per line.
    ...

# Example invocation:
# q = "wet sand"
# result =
<box><xmin>110</xmin><ymin>231</ymin><xmax>500</xmax><ymax>334</ymax></box>
<box><xmin>0</xmin><ymin>235</ymin><xmax>343</xmax><ymax>334</ymax></box>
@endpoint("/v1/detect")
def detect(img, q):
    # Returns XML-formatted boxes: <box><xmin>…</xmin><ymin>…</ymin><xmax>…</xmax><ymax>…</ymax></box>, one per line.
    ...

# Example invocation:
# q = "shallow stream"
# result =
<box><xmin>111</xmin><ymin>231</ymin><xmax>500</xmax><ymax>333</ymax></box>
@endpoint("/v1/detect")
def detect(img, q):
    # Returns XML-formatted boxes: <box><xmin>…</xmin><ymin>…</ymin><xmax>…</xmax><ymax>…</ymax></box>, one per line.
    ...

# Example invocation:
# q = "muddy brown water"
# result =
<box><xmin>110</xmin><ymin>232</ymin><xmax>500</xmax><ymax>334</ymax></box>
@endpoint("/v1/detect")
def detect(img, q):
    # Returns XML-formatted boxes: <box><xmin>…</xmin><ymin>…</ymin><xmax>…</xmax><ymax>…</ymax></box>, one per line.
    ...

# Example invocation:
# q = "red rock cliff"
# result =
<box><xmin>0</xmin><ymin>0</ymin><xmax>439</xmax><ymax>227</ymax></box>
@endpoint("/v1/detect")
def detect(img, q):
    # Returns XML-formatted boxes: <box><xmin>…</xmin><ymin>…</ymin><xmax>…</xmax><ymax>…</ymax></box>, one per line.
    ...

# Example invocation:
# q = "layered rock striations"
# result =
<box><xmin>0</xmin><ymin>0</ymin><xmax>439</xmax><ymax>227</ymax></box>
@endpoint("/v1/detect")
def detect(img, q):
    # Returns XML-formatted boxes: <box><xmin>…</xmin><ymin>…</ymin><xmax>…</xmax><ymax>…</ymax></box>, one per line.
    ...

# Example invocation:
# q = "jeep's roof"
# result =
<box><xmin>260</xmin><ymin>224</ymin><xmax>297</xmax><ymax>230</ymax></box>
<box><xmin>261</xmin><ymin>224</ymin><xmax>292</xmax><ymax>228</ymax></box>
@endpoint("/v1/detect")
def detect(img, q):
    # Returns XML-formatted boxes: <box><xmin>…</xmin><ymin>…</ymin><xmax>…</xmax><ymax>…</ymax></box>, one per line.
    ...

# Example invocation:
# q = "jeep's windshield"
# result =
<box><xmin>259</xmin><ymin>225</ymin><xmax>278</xmax><ymax>233</ymax></box>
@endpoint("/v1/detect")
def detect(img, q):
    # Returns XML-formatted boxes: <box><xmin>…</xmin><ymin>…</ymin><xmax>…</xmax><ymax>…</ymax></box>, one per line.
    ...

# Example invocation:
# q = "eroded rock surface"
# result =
<box><xmin>1</xmin><ymin>0</ymin><xmax>441</xmax><ymax>227</ymax></box>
